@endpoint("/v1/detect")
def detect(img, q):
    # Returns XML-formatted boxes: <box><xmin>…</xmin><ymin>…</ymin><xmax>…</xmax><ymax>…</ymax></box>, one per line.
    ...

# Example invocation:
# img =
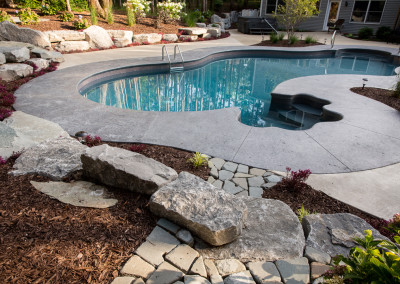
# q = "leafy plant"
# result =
<box><xmin>358</xmin><ymin>27</ymin><xmax>374</xmax><ymax>40</ymax></box>
<box><xmin>327</xmin><ymin>230</ymin><xmax>400</xmax><ymax>283</ymax></box>
<box><xmin>124</xmin><ymin>0</ymin><xmax>151</xmax><ymax>26</ymax></box>
<box><xmin>158</xmin><ymin>0</ymin><xmax>185</xmax><ymax>25</ymax></box>
<box><xmin>129</xmin><ymin>144</ymin><xmax>147</xmax><ymax>153</ymax></box>
<box><xmin>278</xmin><ymin>32</ymin><xmax>285</xmax><ymax>41</ymax></box>
<box><xmin>270</xmin><ymin>32</ymin><xmax>279</xmax><ymax>43</ymax></box>
<box><xmin>83</xmin><ymin>135</ymin><xmax>102</xmax><ymax>147</ymax></box>
<box><xmin>187</xmin><ymin>152</ymin><xmax>208</xmax><ymax>169</ymax></box>
<box><xmin>0</xmin><ymin>156</ymin><xmax>6</xmax><ymax>165</ymax></box>
<box><xmin>0</xmin><ymin>10</ymin><xmax>15</xmax><ymax>23</ymax></box>
<box><xmin>40</xmin><ymin>3</ymin><xmax>57</xmax><ymax>15</ymax></box>
<box><xmin>393</xmin><ymin>77</ymin><xmax>400</xmax><ymax>98</ymax></box>
<box><xmin>126</xmin><ymin>5</ymin><xmax>134</xmax><ymax>26</ymax></box>
<box><xmin>376</xmin><ymin>26</ymin><xmax>392</xmax><ymax>41</ymax></box>
<box><xmin>57</xmin><ymin>11</ymin><xmax>74</xmax><ymax>22</ymax></box>
<box><xmin>289</xmin><ymin>34</ymin><xmax>299</xmax><ymax>44</ymax></box>
<box><xmin>18</xmin><ymin>8</ymin><xmax>40</xmax><ymax>25</ymax></box>
<box><xmin>296</xmin><ymin>205</ymin><xmax>313</xmax><ymax>222</ymax></box>
<box><xmin>305</xmin><ymin>35</ymin><xmax>316</xmax><ymax>44</ymax></box>
<box><xmin>89</xmin><ymin>6</ymin><xmax>97</xmax><ymax>25</ymax></box>
<box><xmin>106</xmin><ymin>6</ymin><xmax>114</xmax><ymax>24</ymax></box>
<box><xmin>0</xmin><ymin>92</ymin><xmax>16</xmax><ymax>107</ymax></box>
<box><xmin>73</xmin><ymin>17</ymin><xmax>89</xmax><ymax>30</ymax></box>
<box><xmin>280</xmin><ymin>167</ymin><xmax>312</xmax><ymax>191</ymax></box>
<box><xmin>387</xmin><ymin>213</ymin><xmax>400</xmax><ymax>235</ymax></box>
<box><xmin>0</xmin><ymin>107</ymin><xmax>13</xmax><ymax>121</ymax></box>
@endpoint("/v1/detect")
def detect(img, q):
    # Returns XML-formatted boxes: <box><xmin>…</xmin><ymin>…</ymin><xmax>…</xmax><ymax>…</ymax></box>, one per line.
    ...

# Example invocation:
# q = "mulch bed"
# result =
<box><xmin>253</xmin><ymin>39</ymin><xmax>324</xmax><ymax>47</ymax></box>
<box><xmin>351</xmin><ymin>87</ymin><xmax>400</xmax><ymax>111</ymax></box>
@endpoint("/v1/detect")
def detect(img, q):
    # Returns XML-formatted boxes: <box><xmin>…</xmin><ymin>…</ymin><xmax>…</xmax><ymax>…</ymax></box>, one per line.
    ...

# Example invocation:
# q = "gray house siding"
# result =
<box><xmin>260</xmin><ymin>0</ymin><xmax>400</xmax><ymax>34</ymax></box>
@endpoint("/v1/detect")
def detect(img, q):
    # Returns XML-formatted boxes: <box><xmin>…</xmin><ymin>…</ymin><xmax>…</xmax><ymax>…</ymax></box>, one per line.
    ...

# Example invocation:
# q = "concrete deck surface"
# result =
<box><xmin>19</xmin><ymin>30</ymin><xmax>400</xmax><ymax>219</ymax></box>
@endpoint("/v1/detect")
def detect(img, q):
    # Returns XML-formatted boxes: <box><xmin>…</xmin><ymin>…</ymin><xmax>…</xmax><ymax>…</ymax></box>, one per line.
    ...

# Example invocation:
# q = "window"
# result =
<box><xmin>351</xmin><ymin>0</ymin><xmax>386</xmax><ymax>23</ymax></box>
<box><xmin>265</xmin><ymin>0</ymin><xmax>320</xmax><ymax>15</ymax></box>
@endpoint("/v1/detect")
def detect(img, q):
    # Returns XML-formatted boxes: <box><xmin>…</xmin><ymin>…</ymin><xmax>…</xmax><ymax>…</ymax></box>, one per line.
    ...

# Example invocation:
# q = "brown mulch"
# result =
<box><xmin>3</xmin><ymin>7</ymin><xmax>183</xmax><ymax>34</ymax></box>
<box><xmin>351</xmin><ymin>87</ymin><xmax>400</xmax><ymax>111</ymax></box>
<box><xmin>253</xmin><ymin>39</ymin><xmax>324</xmax><ymax>47</ymax></box>
<box><xmin>263</xmin><ymin>183</ymin><xmax>394</xmax><ymax>240</ymax></box>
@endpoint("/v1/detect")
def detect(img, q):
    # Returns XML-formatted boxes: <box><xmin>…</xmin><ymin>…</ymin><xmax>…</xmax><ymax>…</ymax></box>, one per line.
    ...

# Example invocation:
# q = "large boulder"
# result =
<box><xmin>107</xmin><ymin>30</ymin><xmax>133</xmax><ymax>47</ymax></box>
<box><xmin>10</xmin><ymin>136</ymin><xmax>87</xmax><ymax>180</ymax></box>
<box><xmin>81</xmin><ymin>144</ymin><xmax>178</xmax><ymax>195</ymax></box>
<box><xmin>178</xmin><ymin>27</ymin><xmax>207</xmax><ymax>35</ymax></box>
<box><xmin>26</xmin><ymin>58</ymin><xmax>49</xmax><ymax>71</ymax></box>
<box><xmin>303</xmin><ymin>213</ymin><xmax>389</xmax><ymax>257</ymax></box>
<box><xmin>0</xmin><ymin>111</ymin><xmax>69</xmax><ymax>159</ymax></box>
<box><xmin>0</xmin><ymin>53</ymin><xmax>5</xmax><ymax>64</ymax></box>
<box><xmin>0</xmin><ymin>63</ymin><xmax>33</xmax><ymax>81</ymax></box>
<box><xmin>207</xmin><ymin>27</ymin><xmax>221</xmax><ymax>38</ymax></box>
<box><xmin>196</xmin><ymin>197</ymin><xmax>305</xmax><ymax>262</ymax></box>
<box><xmin>0</xmin><ymin>21</ymin><xmax>51</xmax><ymax>49</ymax></box>
<box><xmin>45</xmin><ymin>30</ymin><xmax>85</xmax><ymax>41</ymax></box>
<box><xmin>55</xmin><ymin>41</ymin><xmax>90</xmax><ymax>53</ymax></box>
<box><xmin>84</xmin><ymin>25</ymin><xmax>114</xmax><ymax>49</ymax></box>
<box><xmin>31</xmin><ymin>46</ymin><xmax>64</xmax><ymax>63</ymax></box>
<box><xmin>0</xmin><ymin>45</ymin><xmax>30</xmax><ymax>63</ymax></box>
<box><xmin>211</xmin><ymin>14</ymin><xmax>222</xmax><ymax>24</ymax></box>
<box><xmin>150</xmin><ymin>172</ymin><xmax>248</xmax><ymax>246</ymax></box>
<box><xmin>162</xmin><ymin>34</ymin><xmax>178</xmax><ymax>42</ymax></box>
<box><xmin>133</xmin><ymin>33</ymin><xmax>162</xmax><ymax>44</ymax></box>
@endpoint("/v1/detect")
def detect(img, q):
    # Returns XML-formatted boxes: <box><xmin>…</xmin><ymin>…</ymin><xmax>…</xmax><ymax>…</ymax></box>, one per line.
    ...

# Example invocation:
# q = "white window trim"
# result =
<box><xmin>349</xmin><ymin>0</ymin><xmax>387</xmax><ymax>25</ymax></box>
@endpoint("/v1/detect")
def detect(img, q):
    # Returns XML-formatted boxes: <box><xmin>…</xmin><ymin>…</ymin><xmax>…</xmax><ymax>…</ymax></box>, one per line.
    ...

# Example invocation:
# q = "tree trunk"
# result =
<box><xmin>65</xmin><ymin>0</ymin><xmax>71</xmax><ymax>12</ymax></box>
<box><xmin>94</xmin><ymin>0</ymin><xmax>107</xmax><ymax>18</ymax></box>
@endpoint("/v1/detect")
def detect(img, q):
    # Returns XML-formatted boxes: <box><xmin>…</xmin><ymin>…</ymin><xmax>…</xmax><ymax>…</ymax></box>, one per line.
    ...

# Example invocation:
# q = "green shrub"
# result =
<box><xmin>296</xmin><ymin>205</ymin><xmax>313</xmax><ymax>223</ymax></box>
<box><xmin>278</xmin><ymin>32</ymin><xmax>285</xmax><ymax>41</ymax></box>
<box><xmin>394</xmin><ymin>79</ymin><xmax>400</xmax><ymax>98</ymax></box>
<box><xmin>14</xmin><ymin>0</ymin><xmax>41</xmax><ymax>9</ymax></box>
<box><xmin>57</xmin><ymin>11</ymin><xmax>74</xmax><ymax>22</ymax></box>
<box><xmin>18</xmin><ymin>8</ymin><xmax>40</xmax><ymax>25</ymax></box>
<box><xmin>376</xmin><ymin>26</ymin><xmax>392</xmax><ymax>41</ymax></box>
<box><xmin>106</xmin><ymin>6</ymin><xmax>114</xmax><ymax>24</ymax></box>
<box><xmin>0</xmin><ymin>10</ymin><xmax>14</xmax><ymax>23</ymax></box>
<box><xmin>289</xmin><ymin>35</ymin><xmax>299</xmax><ymax>45</ymax></box>
<box><xmin>305</xmin><ymin>35</ymin><xmax>317</xmax><ymax>44</ymax></box>
<box><xmin>270</xmin><ymin>32</ymin><xmax>279</xmax><ymax>43</ymax></box>
<box><xmin>325</xmin><ymin>230</ymin><xmax>400</xmax><ymax>283</ymax></box>
<box><xmin>89</xmin><ymin>6</ymin><xmax>97</xmax><ymax>25</ymax></box>
<box><xmin>70</xmin><ymin>0</ymin><xmax>88</xmax><ymax>11</ymax></box>
<box><xmin>358</xmin><ymin>27</ymin><xmax>374</xmax><ymax>39</ymax></box>
<box><xmin>40</xmin><ymin>3</ymin><xmax>57</xmax><ymax>15</ymax></box>
<box><xmin>73</xmin><ymin>17</ymin><xmax>89</xmax><ymax>30</ymax></box>
<box><xmin>126</xmin><ymin>5</ymin><xmax>134</xmax><ymax>26</ymax></box>
<box><xmin>187</xmin><ymin>152</ymin><xmax>208</xmax><ymax>169</ymax></box>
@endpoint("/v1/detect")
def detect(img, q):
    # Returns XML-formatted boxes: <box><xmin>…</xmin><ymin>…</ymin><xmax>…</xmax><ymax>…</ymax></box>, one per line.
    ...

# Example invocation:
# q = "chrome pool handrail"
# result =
<box><xmin>331</xmin><ymin>31</ymin><xmax>337</xmax><ymax>49</ymax></box>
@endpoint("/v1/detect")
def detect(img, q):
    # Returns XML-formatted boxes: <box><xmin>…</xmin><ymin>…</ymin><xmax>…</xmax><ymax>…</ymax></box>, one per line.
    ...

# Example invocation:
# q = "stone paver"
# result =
<box><xmin>249</xmin><ymin>168</ymin><xmax>266</xmax><ymax>176</ymax></box>
<box><xmin>223</xmin><ymin>180</ymin><xmax>242</xmax><ymax>195</ymax></box>
<box><xmin>146</xmin><ymin>261</ymin><xmax>184</xmax><ymax>284</ymax></box>
<box><xmin>213</xmin><ymin>179</ymin><xmax>223</xmax><ymax>189</ymax></box>
<box><xmin>184</xmin><ymin>275</ymin><xmax>211</xmax><ymax>284</ymax></box>
<box><xmin>158</xmin><ymin>218</ymin><xmax>181</xmax><ymax>234</ymax></box>
<box><xmin>111</xmin><ymin>276</ymin><xmax>136</xmax><ymax>284</ymax></box>
<box><xmin>177</xmin><ymin>229</ymin><xmax>194</xmax><ymax>246</ymax></box>
<box><xmin>247</xmin><ymin>261</ymin><xmax>282</xmax><ymax>283</ymax></box>
<box><xmin>232</xmin><ymin>178</ymin><xmax>248</xmax><ymax>190</ymax></box>
<box><xmin>121</xmin><ymin>255</ymin><xmax>155</xmax><ymax>279</ymax></box>
<box><xmin>234</xmin><ymin>173</ymin><xmax>254</xmax><ymax>178</ymax></box>
<box><xmin>204</xmin><ymin>259</ymin><xmax>220</xmax><ymax>278</ymax></box>
<box><xmin>190</xmin><ymin>256</ymin><xmax>207</xmax><ymax>278</ymax></box>
<box><xmin>248</xmin><ymin>176</ymin><xmax>265</xmax><ymax>188</ymax></box>
<box><xmin>236</xmin><ymin>191</ymin><xmax>249</xmax><ymax>197</ymax></box>
<box><xmin>215</xmin><ymin>259</ymin><xmax>246</xmax><ymax>277</ymax></box>
<box><xmin>275</xmin><ymin>258</ymin><xmax>310</xmax><ymax>284</ymax></box>
<box><xmin>133</xmin><ymin>279</ymin><xmax>145</xmax><ymax>284</ymax></box>
<box><xmin>237</xmin><ymin>164</ymin><xmax>249</xmax><ymax>174</ymax></box>
<box><xmin>224</xmin><ymin>271</ymin><xmax>256</xmax><ymax>284</ymax></box>
<box><xmin>304</xmin><ymin>246</ymin><xmax>331</xmax><ymax>265</ymax></box>
<box><xmin>165</xmin><ymin>244</ymin><xmax>199</xmax><ymax>273</ymax></box>
<box><xmin>134</xmin><ymin>241</ymin><xmax>165</xmax><ymax>267</ymax></box>
<box><xmin>209</xmin><ymin>158</ymin><xmax>225</xmax><ymax>170</ymax></box>
<box><xmin>219</xmin><ymin>170</ymin><xmax>234</xmax><ymax>181</ymax></box>
<box><xmin>266</xmin><ymin>175</ymin><xmax>282</xmax><ymax>183</ymax></box>
<box><xmin>208</xmin><ymin>176</ymin><xmax>216</xmax><ymax>184</ymax></box>
<box><xmin>222</xmin><ymin>162</ymin><xmax>238</xmax><ymax>173</ymax></box>
<box><xmin>261</xmin><ymin>182</ymin><xmax>276</xmax><ymax>189</ymax></box>
<box><xmin>311</xmin><ymin>262</ymin><xmax>330</xmax><ymax>280</ymax></box>
<box><xmin>210</xmin><ymin>167</ymin><xmax>219</xmax><ymax>178</ymax></box>
<box><xmin>249</xmin><ymin>187</ymin><xmax>263</xmax><ymax>198</ymax></box>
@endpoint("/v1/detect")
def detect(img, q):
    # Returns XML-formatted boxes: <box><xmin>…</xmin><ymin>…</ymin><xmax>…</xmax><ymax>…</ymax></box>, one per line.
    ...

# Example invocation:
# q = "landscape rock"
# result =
<box><xmin>30</xmin><ymin>181</ymin><xmax>118</xmax><ymax>208</ymax></box>
<box><xmin>206</xmin><ymin>28</ymin><xmax>221</xmax><ymax>38</ymax></box>
<box><xmin>81</xmin><ymin>144</ymin><xmax>178</xmax><ymax>195</ymax></box>
<box><xmin>210</xmin><ymin>167</ymin><xmax>219</xmax><ymax>178</ymax></box>
<box><xmin>237</xmin><ymin>164</ymin><xmax>248</xmax><ymax>174</ymax></box>
<box><xmin>208</xmin><ymin>176</ymin><xmax>216</xmax><ymax>184</ymax></box>
<box><xmin>247</xmin><ymin>261</ymin><xmax>282</xmax><ymax>283</ymax></box>
<box><xmin>165</xmin><ymin>244</ymin><xmax>199</xmax><ymax>273</ymax></box>
<box><xmin>111</xmin><ymin>277</ymin><xmax>136</xmax><ymax>284</ymax></box>
<box><xmin>224</xmin><ymin>271</ymin><xmax>255</xmax><ymax>284</ymax></box>
<box><xmin>31</xmin><ymin>46</ymin><xmax>64</xmax><ymax>62</ymax></box>
<box><xmin>0</xmin><ymin>111</ymin><xmax>69</xmax><ymax>159</ymax></box>
<box><xmin>266</xmin><ymin>175</ymin><xmax>282</xmax><ymax>183</ymax></box>
<box><xmin>0</xmin><ymin>53</ymin><xmax>5</xmax><ymax>64</ymax></box>
<box><xmin>120</xmin><ymin>255</ymin><xmax>155</xmax><ymax>279</ymax></box>
<box><xmin>303</xmin><ymin>213</ymin><xmax>388</xmax><ymax>257</ymax></box>
<box><xmin>107</xmin><ymin>30</ymin><xmax>133</xmax><ymax>47</ymax></box>
<box><xmin>178</xmin><ymin>27</ymin><xmax>207</xmax><ymax>35</ymax></box>
<box><xmin>196</xmin><ymin>23</ymin><xmax>207</xmax><ymax>28</ymax></box>
<box><xmin>0</xmin><ymin>63</ymin><xmax>33</xmax><ymax>81</ymax></box>
<box><xmin>84</xmin><ymin>25</ymin><xmax>114</xmax><ymax>49</ymax></box>
<box><xmin>304</xmin><ymin>246</ymin><xmax>331</xmax><ymax>265</ymax></box>
<box><xmin>210</xmin><ymin>275</ymin><xmax>223</xmax><ymax>284</ymax></box>
<box><xmin>189</xmin><ymin>256</ymin><xmax>207</xmax><ymax>278</ymax></box>
<box><xmin>11</xmin><ymin>136</ymin><xmax>86</xmax><ymax>180</ymax></box>
<box><xmin>184</xmin><ymin>275</ymin><xmax>210</xmax><ymax>284</ymax></box>
<box><xmin>0</xmin><ymin>21</ymin><xmax>51</xmax><ymax>48</ymax></box>
<box><xmin>215</xmin><ymin>259</ymin><xmax>246</xmax><ymax>277</ymax></box>
<box><xmin>248</xmin><ymin>176</ymin><xmax>264</xmax><ymax>187</ymax></box>
<box><xmin>150</xmin><ymin>172</ymin><xmax>248</xmax><ymax>246</ymax></box>
<box><xmin>157</xmin><ymin>218</ymin><xmax>181</xmax><ymax>234</ymax></box>
<box><xmin>311</xmin><ymin>262</ymin><xmax>330</xmax><ymax>281</ymax></box>
<box><xmin>213</xmin><ymin>179</ymin><xmax>223</xmax><ymax>189</ymax></box>
<box><xmin>177</xmin><ymin>229</ymin><xmax>194</xmax><ymax>246</ymax></box>
<box><xmin>232</xmin><ymin>178</ymin><xmax>248</xmax><ymax>190</ymax></box>
<box><xmin>211</xmin><ymin>14</ymin><xmax>222</xmax><ymax>24</ymax></box>
<box><xmin>146</xmin><ymin>261</ymin><xmax>184</xmax><ymax>284</ymax></box>
<box><xmin>219</xmin><ymin>170</ymin><xmax>234</xmax><ymax>181</ymax></box>
<box><xmin>222</xmin><ymin>162</ymin><xmax>238</xmax><ymax>172</ymax></box>
<box><xmin>275</xmin><ymin>258</ymin><xmax>309</xmax><ymax>284</ymax></box>
<box><xmin>249</xmin><ymin>187</ymin><xmax>263</xmax><ymax>198</ymax></box>
<box><xmin>27</xmin><ymin>58</ymin><xmax>49</xmax><ymax>71</ymax></box>
<box><xmin>196</xmin><ymin>198</ymin><xmax>305</xmax><ymax>262</ymax></box>
<box><xmin>163</xmin><ymin>34</ymin><xmax>179</xmax><ymax>42</ymax></box>
<box><xmin>55</xmin><ymin>41</ymin><xmax>90</xmax><ymax>52</ymax></box>
<box><xmin>43</xmin><ymin>31</ymin><xmax>64</xmax><ymax>42</ymax></box>
<box><xmin>204</xmin><ymin>259</ymin><xmax>219</xmax><ymax>278</ymax></box>
<box><xmin>179</xmin><ymin>35</ymin><xmax>198</xmax><ymax>41</ymax></box>
<box><xmin>133</xmin><ymin>33</ymin><xmax>162</xmax><ymax>44</ymax></box>
<box><xmin>0</xmin><ymin>45</ymin><xmax>30</xmax><ymax>62</ymax></box>
<box><xmin>234</xmin><ymin>173</ymin><xmax>253</xmax><ymax>178</ymax></box>
<box><xmin>49</xmin><ymin>30</ymin><xmax>86</xmax><ymax>41</ymax></box>
<box><xmin>249</xmin><ymin>168</ymin><xmax>266</xmax><ymax>176</ymax></box>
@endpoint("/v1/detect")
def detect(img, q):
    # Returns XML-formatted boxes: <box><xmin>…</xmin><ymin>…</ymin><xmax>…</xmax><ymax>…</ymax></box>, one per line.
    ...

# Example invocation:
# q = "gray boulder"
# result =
<box><xmin>303</xmin><ymin>213</ymin><xmax>388</xmax><ymax>257</ymax></box>
<box><xmin>0</xmin><ymin>21</ymin><xmax>51</xmax><ymax>49</ymax></box>
<box><xmin>0</xmin><ymin>63</ymin><xmax>33</xmax><ymax>81</ymax></box>
<box><xmin>178</xmin><ymin>27</ymin><xmax>207</xmax><ymax>35</ymax></box>
<box><xmin>0</xmin><ymin>45</ymin><xmax>30</xmax><ymax>63</ymax></box>
<box><xmin>0</xmin><ymin>53</ymin><xmax>5</xmax><ymax>64</ymax></box>
<box><xmin>55</xmin><ymin>41</ymin><xmax>90</xmax><ymax>53</ymax></box>
<box><xmin>133</xmin><ymin>33</ymin><xmax>162</xmax><ymax>44</ymax></box>
<box><xmin>150</xmin><ymin>172</ymin><xmax>248</xmax><ymax>246</ymax></box>
<box><xmin>162</xmin><ymin>34</ymin><xmax>179</xmax><ymax>42</ymax></box>
<box><xmin>211</xmin><ymin>14</ymin><xmax>222</xmax><ymax>24</ymax></box>
<box><xmin>26</xmin><ymin>58</ymin><xmax>49</xmax><ymax>71</ymax></box>
<box><xmin>207</xmin><ymin>28</ymin><xmax>221</xmax><ymax>38</ymax></box>
<box><xmin>84</xmin><ymin>25</ymin><xmax>114</xmax><ymax>49</ymax></box>
<box><xmin>11</xmin><ymin>136</ymin><xmax>87</xmax><ymax>180</ymax></box>
<box><xmin>46</xmin><ymin>30</ymin><xmax>86</xmax><ymax>41</ymax></box>
<box><xmin>107</xmin><ymin>30</ymin><xmax>133</xmax><ymax>47</ymax></box>
<box><xmin>196</xmin><ymin>197</ymin><xmax>305</xmax><ymax>262</ymax></box>
<box><xmin>81</xmin><ymin>144</ymin><xmax>178</xmax><ymax>195</ymax></box>
<box><xmin>31</xmin><ymin>46</ymin><xmax>64</xmax><ymax>63</ymax></box>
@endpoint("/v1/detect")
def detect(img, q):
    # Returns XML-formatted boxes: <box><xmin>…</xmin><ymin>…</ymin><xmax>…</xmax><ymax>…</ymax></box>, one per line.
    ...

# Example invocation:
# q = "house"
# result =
<box><xmin>259</xmin><ymin>0</ymin><xmax>400</xmax><ymax>33</ymax></box>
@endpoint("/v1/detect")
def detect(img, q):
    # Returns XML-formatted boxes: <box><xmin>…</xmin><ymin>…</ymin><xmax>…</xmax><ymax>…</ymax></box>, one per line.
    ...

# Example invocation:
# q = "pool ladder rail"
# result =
<box><xmin>162</xmin><ymin>44</ymin><xmax>185</xmax><ymax>73</ymax></box>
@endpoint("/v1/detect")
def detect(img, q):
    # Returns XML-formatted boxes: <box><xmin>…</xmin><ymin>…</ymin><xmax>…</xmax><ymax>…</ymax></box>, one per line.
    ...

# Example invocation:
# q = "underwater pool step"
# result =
<box><xmin>292</xmin><ymin>103</ymin><xmax>323</xmax><ymax>116</ymax></box>
<box><xmin>277</xmin><ymin>110</ymin><xmax>320</xmax><ymax>128</ymax></box>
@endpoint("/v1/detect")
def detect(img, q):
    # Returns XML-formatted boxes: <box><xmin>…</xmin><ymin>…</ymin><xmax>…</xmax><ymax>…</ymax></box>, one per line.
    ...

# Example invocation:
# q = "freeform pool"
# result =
<box><xmin>81</xmin><ymin>50</ymin><xmax>397</xmax><ymax>129</ymax></box>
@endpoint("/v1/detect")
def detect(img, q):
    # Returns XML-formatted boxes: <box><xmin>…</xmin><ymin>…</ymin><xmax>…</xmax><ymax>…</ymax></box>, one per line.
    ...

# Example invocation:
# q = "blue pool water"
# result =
<box><xmin>82</xmin><ymin>53</ymin><xmax>397</xmax><ymax>129</ymax></box>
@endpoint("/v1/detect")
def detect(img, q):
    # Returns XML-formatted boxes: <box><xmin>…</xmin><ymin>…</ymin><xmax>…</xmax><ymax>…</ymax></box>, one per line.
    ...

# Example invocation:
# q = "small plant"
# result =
<box><xmin>376</xmin><ymin>26</ymin><xmax>392</xmax><ymax>41</ymax></box>
<box><xmin>288</xmin><ymin>35</ymin><xmax>299</xmax><ymax>45</ymax></box>
<box><xmin>358</xmin><ymin>27</ymin><xmax>374</xmax><ymax>40</ymax></box>
<box><xmin>270</xmin><ymin>32</ymin><xmax>279</xmax><ymax>43</ymax></box>
<box><xmin>305</xmin><ymin>35</ymin><xmax>317</xmax><ymax>44</ymax></box>
<box><xmin>129</xmin><ymin>144</ymin><xmax>147</xmax><ymax>153</ymax></box>
<box><xmin>126</xmin><ymin>5</ymin><xmax>134</xmax><ymax>26</ymax></box>
<box><xmin>73</xmin><ymin>16</ymin><xmax>89</xmax><ymax>30</ymax></box>
<box><xmin>40</xmin><ymin>3</ymin><xmax>57</xmax><ymax>15</ymax></box>
<box><xmin>326</xmin><ymin>230</ymin><xmax>400</xmax><ymax>283</ymax></box>
<box><xmin>89</xmin><ymin>6</ymin><xmax>97</xmax><ymax>25</ymax></box>
<box><xmin>296</xmin><ymin>205</ymin><xmax>312</xmax><ymax>223</ymax></box>
<box><xmin>280</xmin><ymin>167</ymin><xmax>312</xmax><ymax>192</ymax></box>
<box><xmin>57</xmin><ymin>11</ymin><xmax>74</xmax><ymax>22</ymax></box>
<box><xmin>83</xmin><ymin>135</ymin><xmax>102</xmax><ymax>147</ymax></box>
<box><xmin>393</xmin><ymin>76</ymin><xmax>400</xmax><ymax>98</ymax></box>
<box><xmin>106</xmin><ymin>6</ymin><xmax>114</xmax><ymax>24</ymax></box>
<box><xmin>18</xmin><ymin>8</ymin><xmax>40</xmax><ymax>25</ymax></box>
<box><xmin>278</xmin><ymin>32</ymin><xmax>285</xmax><ymax>41</ymax></box>
<box><xmin>387</xmin><ymin>213</ymin><xmax>400</xmax><ymax>235</ymax></box>
<box><xmin>0</xmin><ymin>156</ymin><xmax>6</xmax><ymax>165</ymax></box>
<box><xmin>0</xmin><ymin>10</ymin><xmax>14</xmax><ymax>23</ymax></box>
<box><xmin>124</xmin><ymin>0</ymin><xmax>151</xmax><ymax>26</ymax></box>
<box><xmin>187</xmin><ymin>152</ymin><xmax>208</xmax><ymax>169</ymax></box>
<box><xmin>0</xmin><ymin>107</ymin><xmax>13</xmax><ymax>121</ymax></box>
<box><xmin>0</xmin><ymin>92</ymin><xmax>16</xmax><ymax>107</ymax></box>
<box><xmin>158</xmin><ymin>0</ymin><xmax>185</xmax><ymax>25</ymax></box>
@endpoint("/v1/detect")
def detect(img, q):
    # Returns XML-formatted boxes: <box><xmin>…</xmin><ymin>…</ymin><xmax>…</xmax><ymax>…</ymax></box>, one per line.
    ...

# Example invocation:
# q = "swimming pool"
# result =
<box><xmin>81</xmin><ymin>50</ymin><xmax>397</xmax><ymax>129</ymax></box>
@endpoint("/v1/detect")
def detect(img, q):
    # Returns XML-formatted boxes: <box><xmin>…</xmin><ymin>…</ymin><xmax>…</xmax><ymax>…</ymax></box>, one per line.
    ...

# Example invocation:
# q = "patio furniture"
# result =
<box><xmin>327</xmin><ymin>19</ymin><xmax>345</xmax><ymax>33</ymax></box>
